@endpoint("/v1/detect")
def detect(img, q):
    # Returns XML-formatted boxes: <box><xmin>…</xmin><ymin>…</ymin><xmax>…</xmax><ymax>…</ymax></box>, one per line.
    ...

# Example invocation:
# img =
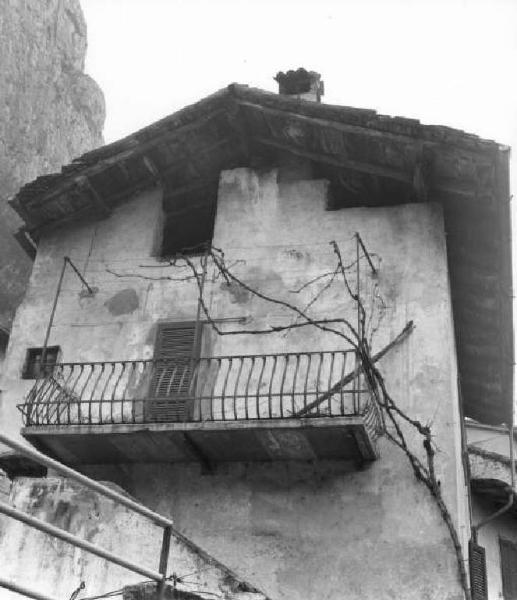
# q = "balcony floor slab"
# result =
<box><xmin>21</xmin><ymin>417</ymin><xmax>379</xmax><ymax>466</ymax></box>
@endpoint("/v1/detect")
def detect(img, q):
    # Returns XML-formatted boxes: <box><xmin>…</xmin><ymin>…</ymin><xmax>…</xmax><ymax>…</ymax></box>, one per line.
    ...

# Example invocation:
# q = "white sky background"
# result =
<box><xmin>82</xmin><ymin>0</ymin><xmax>517</xmax><ymax>236</ymax></box>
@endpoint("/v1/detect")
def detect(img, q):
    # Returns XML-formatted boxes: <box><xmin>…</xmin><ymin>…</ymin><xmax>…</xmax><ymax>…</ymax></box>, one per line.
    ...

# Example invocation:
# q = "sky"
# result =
<box><xmin>81</xmin><ymin>0</ymin><xmax>517</xmax><ymax>209</ymax></box>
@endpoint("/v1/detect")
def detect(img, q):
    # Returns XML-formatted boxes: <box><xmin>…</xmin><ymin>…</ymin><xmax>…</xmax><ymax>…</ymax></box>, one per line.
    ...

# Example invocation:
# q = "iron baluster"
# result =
<box><xmin>233</xmin><ymin>357</ymin><xmax>244</xmax><ymax>420</ymax></box>
<box><xmin>220</xmin><ymin>358</ymin><xmax>233</xmax><ymax>421</ymax></box>
<box><xmin>267</xmin><ymin>355</ymin><xmax>278</xmax><ymax>419</ymax></box>
<box><xmin>208</xmin><ymin>358</ymin><xmax>221</xmax><ymax>421</ymax></box>
<box><xmin>279</xmin><ymin>354</ymin><xmax>289</xmax><ymax>418</ymax></box>
<box><xmin>243</xmin><ymin>357</ymin><xmax>255</xmax><ymax>420</ymax></box>
<box><xmin>303</xmin><ymin>354</ymin><xmax>312</xmax><ymax>412</ymax></box>
<box><xmin>328</xmin><ymin>352</ymin><xmax>335</xmax><ymax>415</ymax></box>
<box><xmin>340</xmin><ymin>351</ymin><xmax>346</xmax><ymax>415</ymax></box>
<box><xmin>255</xmin><ymin>356</ymin><xmax>267</xmax><ymax>419</ymax></box>
<box><xmin>315</xmin><ymin>353</ymin><xmax>324</xmax><ymax>416</ymax></box>
<box><xmin>291</xmin><ymin>354</ymin><xmax>301</xmax><ymax>417</ymax></box>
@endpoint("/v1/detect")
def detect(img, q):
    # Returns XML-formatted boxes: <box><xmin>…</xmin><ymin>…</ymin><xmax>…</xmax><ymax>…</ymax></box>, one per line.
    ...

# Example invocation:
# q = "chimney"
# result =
<box><xmin>274</xmin><ymin>68</ymin><xmax>324</xmax><ymax>102</ymax></box>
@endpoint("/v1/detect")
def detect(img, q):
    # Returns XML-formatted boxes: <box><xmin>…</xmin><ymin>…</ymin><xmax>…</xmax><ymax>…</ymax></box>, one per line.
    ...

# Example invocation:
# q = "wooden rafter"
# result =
<box><xmin>255</xmin><ymin>136</ymin><xmax>413</xmax><ymax>183</ymax></box>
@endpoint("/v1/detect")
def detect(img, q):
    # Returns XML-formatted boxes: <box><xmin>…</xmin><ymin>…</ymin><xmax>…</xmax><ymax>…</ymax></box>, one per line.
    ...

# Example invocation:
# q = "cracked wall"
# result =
<box><xmin>0</xmin><ymin>168</ymin><xmax>470</xmax><ymax>599</ymax></box>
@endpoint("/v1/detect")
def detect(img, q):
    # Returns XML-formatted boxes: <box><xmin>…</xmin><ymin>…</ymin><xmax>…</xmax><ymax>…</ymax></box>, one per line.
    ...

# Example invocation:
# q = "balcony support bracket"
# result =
<box><xmin>181</xmin><ymin>432</ymin><xmax>214</xmax><ymax>474</ymax></box>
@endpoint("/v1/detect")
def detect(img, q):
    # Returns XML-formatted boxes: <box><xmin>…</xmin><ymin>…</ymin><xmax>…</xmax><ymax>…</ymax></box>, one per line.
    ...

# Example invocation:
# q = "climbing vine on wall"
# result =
<box><xmin>109</xmin><ymin>236</ymin><xmax>471</xmax><ymax>599</ymax></box>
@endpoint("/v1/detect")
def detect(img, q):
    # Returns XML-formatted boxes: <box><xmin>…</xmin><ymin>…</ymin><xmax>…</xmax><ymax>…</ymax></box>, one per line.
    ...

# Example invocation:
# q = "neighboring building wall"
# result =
<box><xmin>467</xmin><ymin>422</ymin><xmax>513</xmax><ymax>457</ymax></box>
<box><xmin>1</xmin><ymin>168</ymin><xmax>468</xmax><ymax>599</ymax></box>
<box><xmin>472</xmin><ymin>498</ymin><xmax>517</xmax><ymax>600</ymax></box>
<box><xmin>468</xmin><ymin>425</ymin><xmax>517</xmax><ymax>599</ymax></box>
<box><xmin>0</xmin><ymin>0</ymin><xmax>104</xmax><ymax>330</ymax></box>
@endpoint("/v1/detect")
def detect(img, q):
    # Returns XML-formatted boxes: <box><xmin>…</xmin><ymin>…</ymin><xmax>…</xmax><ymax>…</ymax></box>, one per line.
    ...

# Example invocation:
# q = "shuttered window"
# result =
<box><xmin>147</xmin><ymin>322</ymin><xmax>201</xmax><ymax>422</ymax></box>
<box><xmin>469</xmin><ymin>540</ymin><xmax>488</xmax><ymax>600</ymax></box>
<box><xmin>500</xmin><ymin>538</ymin><xmax>517</xmax><ymax>599</ymax></box>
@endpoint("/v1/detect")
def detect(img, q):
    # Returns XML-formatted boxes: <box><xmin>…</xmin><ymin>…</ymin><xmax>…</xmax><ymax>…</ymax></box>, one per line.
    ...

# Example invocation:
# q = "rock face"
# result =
<box><xmin>0</xmin><ymin>0</ymin><xmax>105</xmax><ymax>330</ymax></box>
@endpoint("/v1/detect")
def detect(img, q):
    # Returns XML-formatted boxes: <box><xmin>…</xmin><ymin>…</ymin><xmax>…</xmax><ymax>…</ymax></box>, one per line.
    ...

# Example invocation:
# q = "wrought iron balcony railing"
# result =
<box><xmin>18</xmin><ymin>350</ymin><xmax>382</xmax><ymax>438</ymax></box>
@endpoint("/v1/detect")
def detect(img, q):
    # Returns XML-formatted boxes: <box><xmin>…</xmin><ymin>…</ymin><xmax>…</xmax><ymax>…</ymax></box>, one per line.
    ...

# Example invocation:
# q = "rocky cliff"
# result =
<box><xmin>0</xmin><ymin>0</ymin><xmax>105</xmax><ymax>330</ymax></box>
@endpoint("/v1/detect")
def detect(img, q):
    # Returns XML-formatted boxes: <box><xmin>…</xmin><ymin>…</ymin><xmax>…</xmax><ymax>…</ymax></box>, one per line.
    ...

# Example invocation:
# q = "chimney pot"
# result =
<box><xmin>274</xmin><ymin>68</ymin><xmax>324</xmax><ymax>102</ymax></box>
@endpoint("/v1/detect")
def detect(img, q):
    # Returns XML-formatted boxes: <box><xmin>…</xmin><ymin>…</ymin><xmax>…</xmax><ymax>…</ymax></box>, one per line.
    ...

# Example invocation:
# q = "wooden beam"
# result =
<box><xmin>30</xmin><ymin>109</ymin><xmax>228</xmax><ymax>206</ymax></box>
<box><xmin>157</xmin><ymin>137</ymin><xmax>233</xmax><ymax>183</ymax></box>
<box><xmin>164</xmin><ymin>180</ymin><xmax>217</xmax><ymax>199</ymax></box>
<box><xmin>78</xmin><ymin>176</ymin><xmax>111</xmax><ymax>217</ymax></box>
<box><xmin>243</xmin><ymin>101</ymin><xmax>491</xmax><ymax>198</ymax></box>
<box><xmin>142</xmin><ymin>154</ymin><xmax>161</xmax><ymax>180</ymax></box>
<box><xmin>237</xmin><ymin>99</ymin><xmax>423</xmax><ymax>144</ymax></box>
<box><xmin>255</xmin><ymin>136</ymin><xmax>413</xmax><ymax>183</ymax></box>
<box><xmin>294</xmin><ymin>321</ymin><xmax>414</xmax><ymax>417</ymax></box>
<box><xmin>180</xmin><ymin>432</ymin><xmax>213</xmax><ymax>473</ymax></box>
<box><xmin>412</xmin><ymin>159</ymin><xmax>430</xmax><ymax>202</ymax></box>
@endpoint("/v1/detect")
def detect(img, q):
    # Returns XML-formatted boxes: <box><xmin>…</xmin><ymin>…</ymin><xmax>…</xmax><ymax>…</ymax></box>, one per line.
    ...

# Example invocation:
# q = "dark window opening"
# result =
<box><xmin>500</xmin><ymin>537</ymin><xmax>517</xmax><ymax>599</ymax></box>
<box><xmin>160</xmin><ymin>188</ymin><xmax>216</xmax><ymax>258</ymax></box>
<box><xmin>22</xmin><ymin>346</ymin><xmax>61</xmax><ymax>379</ymax></box>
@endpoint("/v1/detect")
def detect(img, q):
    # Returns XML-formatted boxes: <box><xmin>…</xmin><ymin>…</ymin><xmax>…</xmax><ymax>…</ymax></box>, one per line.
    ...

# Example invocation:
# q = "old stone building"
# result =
<box><xmin>0</xmin><ymin>70</ymin><xmax>513</xmax><ymax>599</ymax></box>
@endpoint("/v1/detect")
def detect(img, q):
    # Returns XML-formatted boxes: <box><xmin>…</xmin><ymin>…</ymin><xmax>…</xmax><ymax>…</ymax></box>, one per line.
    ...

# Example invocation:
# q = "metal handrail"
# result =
<box><xmin>39</xmin><ymin>349</ymin><xmax>354</xmax><ymax>368</ymax></box>
<box><xmin>0</xmin><ymin>501</ymin><xmax>163</xmax><ymax>581</ymax></box>
<box><xmin>0</xmin><ymin>433</ymin><xmax>172</xmax><ymax>527</ymax></box>
<box><xmin>0</xmin><ymin>432</ymin><xmax>172</xmax><ymax>597</ymax></box>
<box><xmin>0</xmin><ymin>577</ymin><xmax>59</xmax><ymax>600</ymax></box>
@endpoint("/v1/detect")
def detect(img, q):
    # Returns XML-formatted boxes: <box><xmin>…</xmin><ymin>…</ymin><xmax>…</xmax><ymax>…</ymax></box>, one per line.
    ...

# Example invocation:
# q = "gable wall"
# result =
<box><xmin>0</xmin><ymin>167</ymin><xmax>469</xmax><ymax>599</ymax></box>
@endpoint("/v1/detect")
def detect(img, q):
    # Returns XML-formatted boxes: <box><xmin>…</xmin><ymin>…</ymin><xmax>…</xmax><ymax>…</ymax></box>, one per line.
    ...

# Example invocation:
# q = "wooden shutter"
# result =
<box><xmin>146</xmin><ymin>322</ymin><xmax>200</xmax><ymax>422</ymax></box>
<box><xmin>500</xmin><ymin>538</ymin><xmax>517</xmax><ymax>599</ymax></box>
<box><xmin>469</xmin><ymin>540</ymin><xmax>488</xmax><ymax>600</ymax></box>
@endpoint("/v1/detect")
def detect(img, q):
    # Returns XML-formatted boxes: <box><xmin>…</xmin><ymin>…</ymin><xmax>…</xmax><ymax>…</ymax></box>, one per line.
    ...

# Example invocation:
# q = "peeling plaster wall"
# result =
<box><xmin>0</xmin><ymin>477</ymin><xmax>266</xmax><ymax>600</ymax></box>
<box><xmin>0</xmin><ymin>168</ymin><xmax>468</xmax><ymax>599</ymax></box>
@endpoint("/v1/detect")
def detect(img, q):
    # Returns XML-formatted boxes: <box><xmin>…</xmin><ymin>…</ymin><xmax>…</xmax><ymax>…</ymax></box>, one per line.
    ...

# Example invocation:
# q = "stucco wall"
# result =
<box><xmin>0</xmin><ymin>476</ymin><xmax>266</xmax><ymax>600</ymax></box>
<box><xmin>0</xmin><ymin>168</ymin><xmax>468</xmax><ymax>599</ymax></box>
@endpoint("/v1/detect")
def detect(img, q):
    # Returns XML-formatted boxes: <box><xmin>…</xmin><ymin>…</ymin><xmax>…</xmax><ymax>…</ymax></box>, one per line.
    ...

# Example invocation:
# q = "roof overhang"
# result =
<box><xmin>9</xmin><ymin>84</ymin><xmax>513</xmax><ymax>426</ymax></box>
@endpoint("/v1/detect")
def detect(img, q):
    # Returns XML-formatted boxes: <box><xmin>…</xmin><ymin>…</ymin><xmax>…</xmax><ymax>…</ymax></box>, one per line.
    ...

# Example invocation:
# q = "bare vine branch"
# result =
<box><xmin>105</xmin><ymin>238</ymin><xmax>471</xmax><ymax>599</ymax></box>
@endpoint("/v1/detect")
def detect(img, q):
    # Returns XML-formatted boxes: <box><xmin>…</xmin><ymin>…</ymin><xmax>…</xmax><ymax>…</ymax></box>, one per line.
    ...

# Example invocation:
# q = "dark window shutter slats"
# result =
<box><xmin>500</xmin><ymin>538</ymin><xmax>517</xmax><ymax>599</ymax></box>
<box><xmin>147</xmin><ymin>322</ymin><xmax>200</xmax><ymax>422</ymax></box>
<box><xmin>469</xmin><ymin>540</ymin><xmax>488</xmax><ymax>600</ymax></box>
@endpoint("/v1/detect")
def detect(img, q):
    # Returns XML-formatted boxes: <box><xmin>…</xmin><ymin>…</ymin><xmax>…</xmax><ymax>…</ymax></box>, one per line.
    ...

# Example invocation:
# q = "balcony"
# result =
<box><xmin>18</xmin><ymin>350</ymin><xmax>383</xmax><ymax>466</ymax></box>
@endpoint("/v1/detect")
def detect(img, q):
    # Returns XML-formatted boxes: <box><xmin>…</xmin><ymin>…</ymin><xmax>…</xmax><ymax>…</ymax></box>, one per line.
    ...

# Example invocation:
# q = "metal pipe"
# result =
<box><xmin>0</xmin><ymin>501</ymin><xmax>163</xmax><ymax>582</ymax></box>
<box><xmin>41</xmin><ymin>257</ymin><xmax>67</xmax><ymax>367</ymax></box>
<box><xmin>0</xmin><ymin>432</ymin><xmax>172</xmax><ymax>528</ymax></box>
<box><xmin>64</xmin><ymin>256</ymin><xmax>95</xmax><ymax>295</ymax></box>
<box><xmin>0</xmin><ymin>577</ymin><xmax>59</xmax><ymax>600</ymax></box>
<box><xmin>157</xmin><ymin>526</ymin><xmax>173</xmax><ymax>598</ymax></box>
<box><xmin>42</xmin><ymin>257</ymin><xmax>95</xmax><ymax>367</ymax></box>
<box><xmin>457</xmin><ymin>378</ymin><xmax>474</xmax><ymax>532</ymax></box>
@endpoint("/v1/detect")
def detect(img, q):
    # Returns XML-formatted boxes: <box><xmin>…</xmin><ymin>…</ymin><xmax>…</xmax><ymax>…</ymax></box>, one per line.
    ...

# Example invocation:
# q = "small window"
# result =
<box><xmin>160</xmin><ymin>187</ymin><xmax>216</xmax><ymax>258</ymax></box>
<box><xmin>22</xmin><ymin>346</ymin><xmax>61</xmax><ymax>379</ymax></box>
<box><xmin>500</xmin><ymin>538</ymin><xmax>517</xmax><ymax>599</ymax></box>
